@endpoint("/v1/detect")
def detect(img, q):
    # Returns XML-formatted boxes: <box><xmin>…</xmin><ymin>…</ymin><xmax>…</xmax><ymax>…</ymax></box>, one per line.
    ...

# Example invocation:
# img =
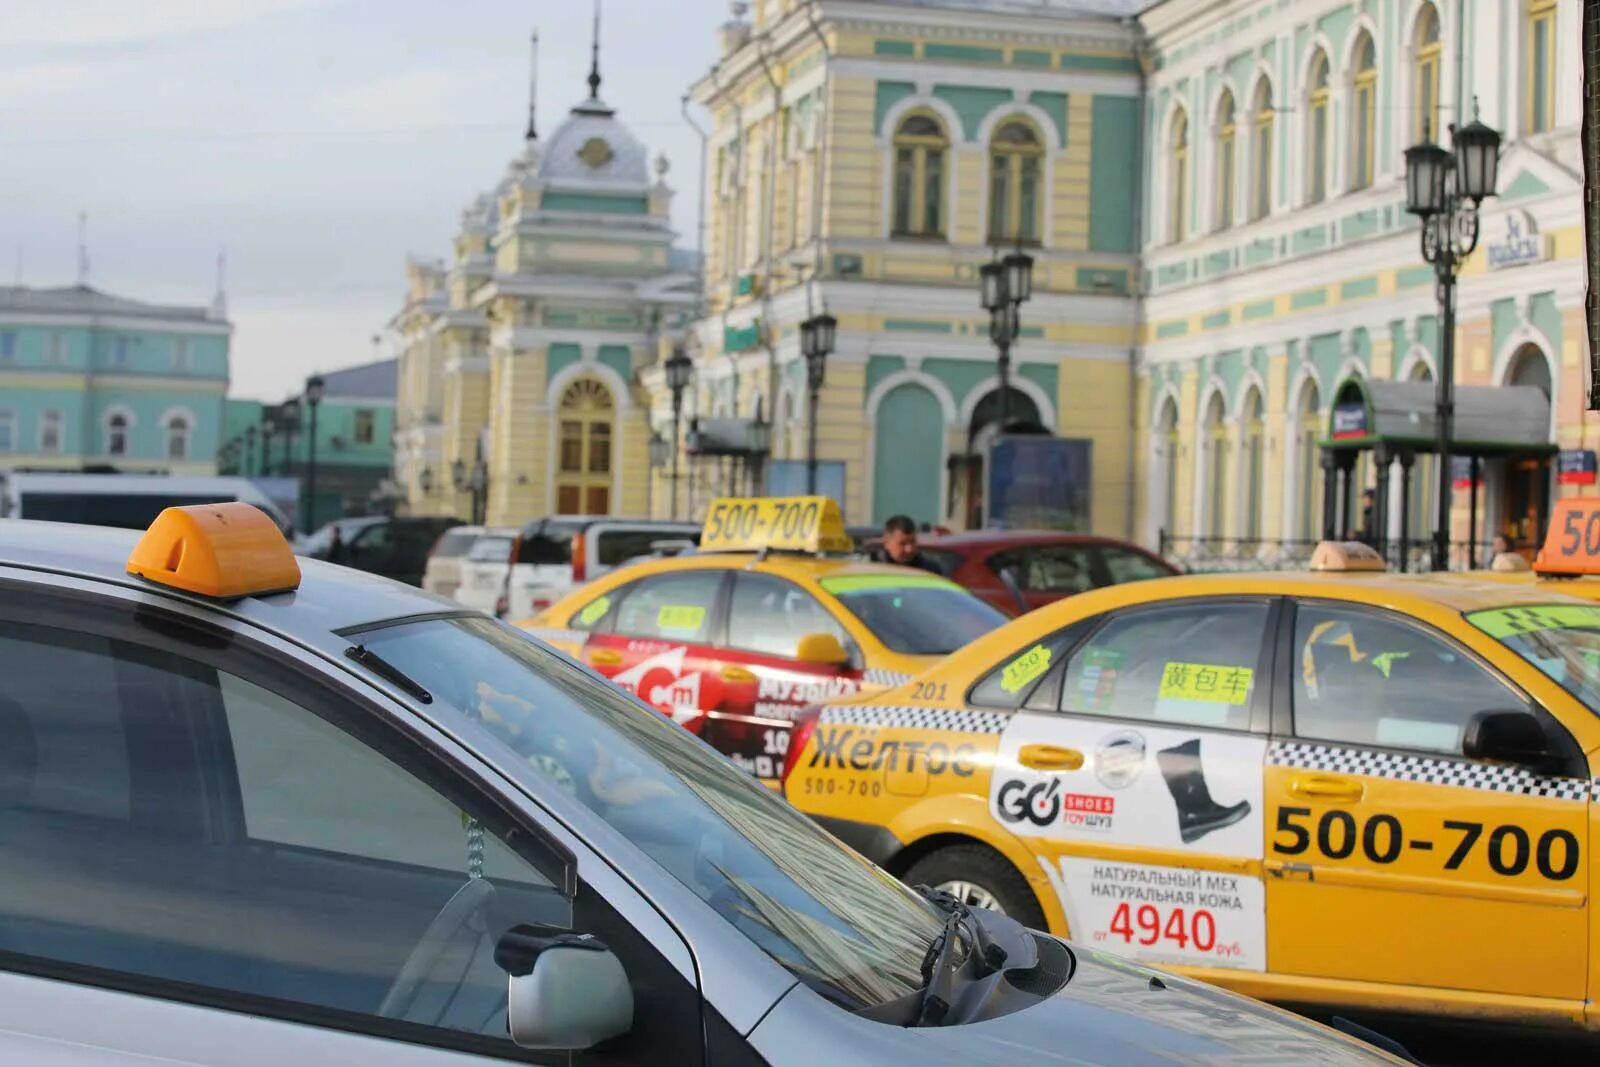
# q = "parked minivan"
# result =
<box><xmin>501</xmin><ymin>516</ymin><xmax>699</xmax><ymax>620</ymax></box>
<box><xmin>420</xmin><ymin>524</ymin><xmax>494</xmax><ymax>599</ymax></box>
<box><xmin>0</xmin><ymin>472</ymin><xmax>291</xmax><ymax>533</ymax></box>
<box><xmin>451</xmin><ymin>526</ymin><xmax>519</xmax><ymax>613</ymax></box>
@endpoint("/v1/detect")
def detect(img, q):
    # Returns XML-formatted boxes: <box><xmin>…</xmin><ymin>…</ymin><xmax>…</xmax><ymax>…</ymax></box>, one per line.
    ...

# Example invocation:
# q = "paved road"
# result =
<box><xmin>1321</xmin><ymin>1014</ymin><xmax>1598</xmax><ymax>1066</ymax></box>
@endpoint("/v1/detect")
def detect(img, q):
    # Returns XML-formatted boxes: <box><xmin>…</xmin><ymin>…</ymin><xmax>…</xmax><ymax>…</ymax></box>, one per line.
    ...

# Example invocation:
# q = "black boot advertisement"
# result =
<box><xmin>1157</xmin><ymin>738</ymin><xmax>1253</xmax><ymax>844</ymax></box>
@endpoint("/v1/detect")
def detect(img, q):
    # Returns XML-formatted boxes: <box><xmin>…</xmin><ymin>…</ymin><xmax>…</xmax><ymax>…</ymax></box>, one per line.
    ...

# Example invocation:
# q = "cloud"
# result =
<box><xmin>0</xmin><ymin>0</ymin><xmax>330</xmax><ymax>47</ymax></box>
<box><xmin>321</xmin><ymin>67</ymin><xmax>502</xmax><ymax>129</ymax></box>
<box><xmin>0</xmin><ymin>61</ymin><xmax>101</xmax><ymax>98</ymax></box>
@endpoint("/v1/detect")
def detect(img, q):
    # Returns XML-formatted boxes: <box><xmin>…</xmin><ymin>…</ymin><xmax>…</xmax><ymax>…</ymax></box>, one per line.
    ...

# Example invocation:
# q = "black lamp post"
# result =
<box><xmin>979</xmin><ymin>247</ymin><xmax>1034</xmax><ymax>436</ymax></box>
<box><xmin>304</xmin><ymin>374</ymin><xmax>326</xmax><ymax>534</ymax></box>
<box><xmin>664</xmin><ymin>345</ymin><xmax>693</xmax><ymax>519</ymax></box>
<box><xmin>279</xmin><ymin>398</ymin><xmax>300</xmax><ymax>475</ymax></box>
<box><xmin>260</xmin><ymin>413</ymin><xmax>276</xmax><ymax>477</ymax></box>
<box><xmin>1404</xmin><ymin>108</ymin><xmax>1501</xmax><ymax>571</ymax></box>
<box><xmin>243</xmin><ymin>425</ymin><xmax>257</xmax><ymax>477</ymax></box>
<box><xmin>419</xmin><ymin>464</ymin><xmax>434</xmax><ymax>499</ymax></box>
<box><xmin>799</xmin><ymin>311</ymin><xmax>837</xmax><ymax>495</ymax></box>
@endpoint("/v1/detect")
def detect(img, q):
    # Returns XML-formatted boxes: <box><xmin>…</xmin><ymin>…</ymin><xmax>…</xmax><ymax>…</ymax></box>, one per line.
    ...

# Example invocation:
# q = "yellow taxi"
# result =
<box><xmin>784</xmin><ymin>540</ymin><xmax>1600</xmax><ymax>1030</ymax></box>
<box><xmin>519</xmin><ymin>497</ymin><xmax>1009</xmax><ymax>782</ymax></box>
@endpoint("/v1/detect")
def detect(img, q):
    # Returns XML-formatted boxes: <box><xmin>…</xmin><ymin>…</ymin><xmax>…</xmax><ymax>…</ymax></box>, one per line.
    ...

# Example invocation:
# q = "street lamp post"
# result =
<box><xmin>978</xmin><ymin>248</ymin><xmax>1034</xmax><ymax>436</ymax></box>
<box><xmin>664</xmin><ymin>346</ymin><xmax>693</xmax><ymax>519</ymax></box>
<box><xmin>799</xmin><ymin>312</ymin><xmax>837</xmax><ymax>495</ymax></box>
<box><xmin>260</xmin><ymin>414</ymin><xmax>276</xmax><ymax>477</ymax></box>
<box><xmin>1404</xmin><ymin>109</ymin><xmax>1501</xmax><ymax>571</ymax></box>
<box><xmin>452</xmin><ymin>454</ymin><xmax>488</xmax><ymax>525</ymax></box>
<box><xmin>418</xmin><ymin>464</ymin><xmax>434</xmax><ymax>508</ymax></box>
<box><xmin>304</xmin><ymin>374</ymin><xmax>326</xmax><ymax>535</ymax></box>
<box><xmin>280</xmin><ymin>398</ymin><xmax>300</xmax><ymax>475</ymax></box>
<box><xmin>243</xmin><ymin>425</ymin><xmax>257</xmax><ymax>478</ymax></box>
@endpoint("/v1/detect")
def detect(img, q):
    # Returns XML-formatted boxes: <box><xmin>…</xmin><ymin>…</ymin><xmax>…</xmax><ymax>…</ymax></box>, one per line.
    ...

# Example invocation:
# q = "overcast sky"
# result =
<box><xmin>0</xmin><ymin>0</ymin><xmax>726</xmax><ymax>401</ymax></box>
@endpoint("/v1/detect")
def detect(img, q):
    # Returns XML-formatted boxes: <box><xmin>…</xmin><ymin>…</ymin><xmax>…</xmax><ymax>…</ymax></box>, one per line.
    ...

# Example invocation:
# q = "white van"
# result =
<box><xmin>450</xmin><ymin>526</ymin><xmax>518</xmax><ymax>613</ymax></box>
<box><xmin>0</xmin><ymin>472</ymin><xmax>291</xmax><ymax>533</ymax></box>
<box><xmin>501</xmin><ymin>516</ymin><xmax>699</xmax><ymax>620</ymax></box>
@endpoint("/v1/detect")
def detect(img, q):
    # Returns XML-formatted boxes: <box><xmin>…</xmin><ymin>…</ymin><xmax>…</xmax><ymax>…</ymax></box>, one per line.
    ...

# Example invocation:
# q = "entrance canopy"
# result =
<box><xmin>1323</xmin><ymin>377</ymin><xmax>1555</xmax><ymax>457</ymax></box>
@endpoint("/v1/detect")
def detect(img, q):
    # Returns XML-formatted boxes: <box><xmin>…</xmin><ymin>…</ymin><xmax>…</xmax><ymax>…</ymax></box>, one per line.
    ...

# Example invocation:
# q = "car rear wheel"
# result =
<box><xmin>903</xmin><ymin>844</ymin><xmax>1046</xmax><ymax>930</ymax></box>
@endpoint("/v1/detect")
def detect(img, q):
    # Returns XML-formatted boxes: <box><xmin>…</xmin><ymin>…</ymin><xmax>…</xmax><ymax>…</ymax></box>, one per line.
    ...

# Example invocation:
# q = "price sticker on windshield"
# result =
<box><xmin>1001</xmin><ymin>645</ymin><xmax>1052</xmax><ymax>694</ymax></box>
<box><xmin>656</xmin><ymin>605</ymin><xmax>706</xmax><ymax>632</ymax></box>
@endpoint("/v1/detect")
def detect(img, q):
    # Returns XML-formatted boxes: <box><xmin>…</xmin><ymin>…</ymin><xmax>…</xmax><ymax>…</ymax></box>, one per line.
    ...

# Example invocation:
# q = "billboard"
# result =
<box><xmin>987</xmin><ymin>436</ymin><xmax>1092</xmax><ymax>531</ymax></box>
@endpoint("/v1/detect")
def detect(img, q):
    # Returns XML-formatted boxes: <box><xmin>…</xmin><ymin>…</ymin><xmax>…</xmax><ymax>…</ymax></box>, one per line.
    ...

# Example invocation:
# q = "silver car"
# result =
<box><xmin>0</xmin><ymin>516</ymin><xmax>1404</xmax><ymax>1065</ymax></box>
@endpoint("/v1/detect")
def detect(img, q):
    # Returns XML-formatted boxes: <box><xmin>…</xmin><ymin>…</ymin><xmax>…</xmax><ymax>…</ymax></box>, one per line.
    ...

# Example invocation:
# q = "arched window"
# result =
<box><xmin>1306</xmin><ymin>50</ymin><xmax>1330</xmax><ymax>203</ymax></box>
<box><xmin>39</xmin><ymin>409</ymin><xmax>63</xmax><ymax>455</ymax></box>
<box><xmin>165</xmin><ymin>414</ymin><xmax>190</xmax><ymax>461</ymax></box>
<box><xmin>1203</xmin><ymin>392</ymin><xmax>1228</xmax><ymax>539</ymax></box>
<box><xmin>1168</xmin><ymin>108</ymin><xmax>1189</xmax><ymax>243</ymax></box>
<box><xmin>987</xmin><ymin>120</ymin><xmax>1043</xmax><ymax>244</ymax></box>
<box><xmin>1527</xmin><ymin>0</ymin><xmax>1556</xmax><ymax>134</ymax></box>
<box><xmin>106</xmin><ymin>412</ymin><xmax>130</xmax><ymax>457</ymax></box>
<box><xmin>1158</xmin><ymin>399</ymin><xmax>1180</xmax><ymax>537</ymax></box>
<box><xmin>1350</xmin><ymin>34</ymin><xmax>1378</xmax><ymax>190</ymax></box>
<box><xmin>1296</xmin><ymin>381</ymin><xmax>1322</xmax><ymax>537</ymax></box>
<box><xmin>1241</xmin><ymin>389</ymin><xmax>1264</xmax><ymax>540</ymax></box>
<box><xmin>1214</xmin><ymin>90</ymin><xmax>1237</xmax><ymax>230</ymax></box>
<box><xmin>1413</xmin><ymin>4</ymin><xmax>1442</xmax><ymax>141</ymax></box>
<box><xmin>1250</xmin><ymin>80</ymin><xmax>1274</xmax><ymax>221</ymax></box>
<box><xmin>555</xmin><ymin>378</ymin><xmax>615</xmax><ymax>515</ymax></box>
<box><xmin>891</xmin><ymin>112</ymin><xmax>948</xmax><ymax>238</ymax></box>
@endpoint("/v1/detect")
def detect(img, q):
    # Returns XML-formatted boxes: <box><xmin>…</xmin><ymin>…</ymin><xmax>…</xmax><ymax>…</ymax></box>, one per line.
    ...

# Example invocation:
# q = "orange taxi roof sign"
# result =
<box><xmin>127</xmin><ymin>502</ymin><xmax>301</xmax><ymax>599</ymax></box>
<box><xmin>1535</xmin><ymin>497</ymin><xmax>1600</xmax><ymax>577</ymax></box>
<box><xmin>1308</xmin><ymin>540</ymin><xmax>1386</xmax><ymax>573</ymax></box>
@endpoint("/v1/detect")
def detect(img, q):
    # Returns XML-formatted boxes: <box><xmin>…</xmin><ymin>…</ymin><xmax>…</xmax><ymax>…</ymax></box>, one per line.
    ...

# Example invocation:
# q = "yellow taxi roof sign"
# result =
<box><xmin>1535</xmin><ymin>497</ymin><xmax>1600</xmax><ymax>577</ymax></box>
<box><xmin>700</xmin><ymin>496</ymin><xmax>854</xmax><ymax>555</ymax></box>
<box><xmin>127</xmin><ymin>502</ymin><xmax>301</xmax><ymax>599</ymax></box>
<box><xmin>1308</xmin><ymin>540</ymin><xmax>1387</xmax><ymax>573</ymax></box>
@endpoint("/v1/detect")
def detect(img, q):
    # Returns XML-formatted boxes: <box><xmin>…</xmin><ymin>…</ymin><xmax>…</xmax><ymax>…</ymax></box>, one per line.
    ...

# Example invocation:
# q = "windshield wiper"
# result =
<box><xmin>912</xmin><ymin>885</ymin><xmax>1011</xmax><ymax>1026</ymax></box>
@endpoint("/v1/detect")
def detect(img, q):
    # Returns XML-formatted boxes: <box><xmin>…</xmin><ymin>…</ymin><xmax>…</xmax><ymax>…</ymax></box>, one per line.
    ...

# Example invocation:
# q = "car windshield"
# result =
<box><xmin>432</xmin><ymin>529</ymin><xmax>482</xmax><ymax>559</ymax></box>
<box><xmin>354</xmin><ymin>615</ymin><xmax>944</xmax><ymax>1011</ymax></box>
<box><xmin>820</xmin><ymin>575</ymin><xmax>1008</xmax><ymax>655</ymax></box>
<box><xmin>1466</xmin><ymin>604</ymin><xmax>1600</xmax><ymax>716</ymax></box>
<box><xmin>466</xmin><ymin>535</ymin><xmax>515</xmax><ymax>562</ymax></box>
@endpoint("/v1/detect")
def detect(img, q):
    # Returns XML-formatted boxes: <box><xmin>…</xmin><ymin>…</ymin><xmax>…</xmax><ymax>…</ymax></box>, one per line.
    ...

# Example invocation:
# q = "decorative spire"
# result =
<box><xmin>76</xmin><ymin>212</ymin><xmax>89</xmax><ymax>287</ymax></box>
<box><xmin>587</xmin><ymin>0</ymin><xmax>602</xmax><ymax>101</ymax></box>
<box><xmin>210</xmin><ymin>247</ymin><xmax>228</xmax><ymax>321</ymax></box>
<box><xmin>525</xmin><ymin>30</ymin><xmax>539</xmax><ymax>141</ymax></box>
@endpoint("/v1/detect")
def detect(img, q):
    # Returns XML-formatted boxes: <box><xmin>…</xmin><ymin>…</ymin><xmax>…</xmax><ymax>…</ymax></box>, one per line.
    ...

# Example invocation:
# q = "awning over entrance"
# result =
<box><xmin>1323</xmin><ymin>377</ymin><xmax>1555</xmax><ymax>456</ymax></box>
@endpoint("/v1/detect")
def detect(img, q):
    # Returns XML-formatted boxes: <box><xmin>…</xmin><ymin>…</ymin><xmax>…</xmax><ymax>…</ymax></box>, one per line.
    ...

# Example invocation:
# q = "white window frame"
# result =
<box><xmin>39</xmin><ymin>409</ymin><xmax>64</xmax><ymax>454</ymax></box>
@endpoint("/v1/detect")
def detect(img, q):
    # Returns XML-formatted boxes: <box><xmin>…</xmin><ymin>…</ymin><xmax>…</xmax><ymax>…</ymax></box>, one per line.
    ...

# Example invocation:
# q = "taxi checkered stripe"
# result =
<box><xmin>861</xmin><ymin>669</ymin><xmax>913</xmax><ymax>687</ymax></box>
<box><xmin>523</xmin><ymin>627</ymin><xmax>587</xmax><ymax>646</ymax></box>
<box><xmin>820</xmin><ymin>705</ymin><xmax>1008</xmax><ymax>734</ymax></box>
<box><xmin>1268</xmin><ymin>741</ymin><xmax>1595</xmax><ymax>802</ymax></box>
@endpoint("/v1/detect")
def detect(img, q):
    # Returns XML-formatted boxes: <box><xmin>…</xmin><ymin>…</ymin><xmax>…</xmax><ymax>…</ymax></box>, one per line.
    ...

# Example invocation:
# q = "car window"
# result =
<box><xmin>990</xmin><ymin>545</ymin><xmax>1095</xmax><ymax>595</ymax></box>
<box><xmin>465</xmin><ymin>534</ymin><xmax>514</xmax><ymax>562</ymax></box>
<box><xmin>1466</xmin><ymin>603</ymin><xmax>1600</xmax><ymax>717</ymax></box>
<box><xmin>1097</xmin><ymin>546</ymin><xmax>1174</xmax><ymax>585</ymax></box>
<box><xmin>350</xmin><ymin>522</ymin><xmax>389</xmax><ymax>549</ymax></box>
<box><xmin>969</xmin><ymin>626</ymin><xmax>1085</xmax><ymax>709</ymax></box>
<box><xmin>513</xmin><ymin>523</ymin><xmax>574</xmax><ymax>565</ymax></box>
<box><xmin>820</xmin><ymin>575</ymin><xmax>1007</xmax><ymax>655</ymax></box>
<box><xmin>1294</xmin><ymin>603</ymin><xmax>1521</xmax><ymax>755</ymax></box>
<box><xmin>727</xmin><ymin>573</ymin><xmax>846</xmax><ymax>659</ymax></box>
<box><xmin>429</xmin><ymin>528</ymin><xmax>479</xmax><ymax>559</ymax></box>
<box><xmin>358</xmin><ymin>616</ymin><xmax>944</xmax><ymax>1013</ymax></box>
<box><xmin>612</xmin><ymin>571</ymin><xmax>722</xmax><ymax>643</ymax></box>
<box><xmin>1057</xmin><ymin>601</ymin><xmax>1269</xmax><ymax>730</ymax></box>
<box><xmin>0</xmin><ymin>619</ymin><xmax>567</xmax><ymax>1054</ymax></box>
<box><xmin>597</xmin><ymin>528</ymin><xmax>696</xmax><ymax>567</ymax></box>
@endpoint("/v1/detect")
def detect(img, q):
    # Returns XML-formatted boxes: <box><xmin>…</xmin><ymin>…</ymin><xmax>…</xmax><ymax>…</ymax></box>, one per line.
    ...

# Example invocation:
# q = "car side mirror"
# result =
<box><xmin>498</xmin><ymin>925</ymin><xmax>633</xmax><ymax>1051</ymax></box>
<box><xmin>795</xmin><ymin>632</ymin><xmax>850</xmax><ymax>666</ymax></box>
<box><xmin>1462</xmin><ymin>709</ymin><xmax>1551</xmax><ymax>768</ymax></box>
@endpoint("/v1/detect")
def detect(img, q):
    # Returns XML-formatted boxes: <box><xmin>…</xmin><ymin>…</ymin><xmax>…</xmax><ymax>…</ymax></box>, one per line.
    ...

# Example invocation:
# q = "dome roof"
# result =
<box><xmin>538</xmin><ymin>98</ymin><xmax>651</xmax><ymax>188</ymax></box>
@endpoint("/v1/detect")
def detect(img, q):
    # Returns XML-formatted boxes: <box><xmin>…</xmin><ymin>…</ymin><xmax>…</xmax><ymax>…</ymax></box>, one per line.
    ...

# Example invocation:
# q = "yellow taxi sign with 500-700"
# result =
<box><xmin>1535</xmin><ymin>496</ymin><xmax>1600</xmax><ymax>577</ymax></box>
<box><xmin>700</xmin><ymin>496</ymin><xmax>854</xmax><ymax>554</ymax></box>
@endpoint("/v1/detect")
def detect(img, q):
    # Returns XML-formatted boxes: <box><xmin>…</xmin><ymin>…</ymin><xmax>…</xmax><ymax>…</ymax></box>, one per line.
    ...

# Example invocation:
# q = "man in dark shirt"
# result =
<box><xmin>871</xmin><ymin>514</ymin><xmax>942</xmax><ymax>574</ymax></box>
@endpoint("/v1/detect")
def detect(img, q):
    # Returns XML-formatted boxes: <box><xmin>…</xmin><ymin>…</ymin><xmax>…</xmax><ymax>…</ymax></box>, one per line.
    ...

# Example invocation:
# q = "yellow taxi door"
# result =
<box><xmin>987</xmin><ymin>597</ymin><xmax>1277</xmax><ymax>975</ymax></box>
<box><xmin>1264</xmin><ymin>599</ymin><xmax>1589</xmax><ymax>1004</ymax></box>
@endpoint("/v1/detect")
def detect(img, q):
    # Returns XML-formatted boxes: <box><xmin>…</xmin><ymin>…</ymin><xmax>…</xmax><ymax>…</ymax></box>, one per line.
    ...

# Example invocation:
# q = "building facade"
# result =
<box><xmin>0</xmin><ymin>285</ymin><xmax>231</xmax><ymax>474</ymax></box>
<box><xmin>654</xmin><ymin>0</ymin><xmax>1145</xmax><ymax>532</ymax></box>
<box><xmin>1136</xmin><ymin>0</ymin><xmax>1589</xmax><ymax>562</ymax></box>
<box><xmin>220</xmin><ymin>359</ymin><xmax>397</xmax><ymax>529</ymax></box>
<box><xmin>392</xmin><ymin>43</ymin><xmax>698</xmax><ymax>526</ymax></box>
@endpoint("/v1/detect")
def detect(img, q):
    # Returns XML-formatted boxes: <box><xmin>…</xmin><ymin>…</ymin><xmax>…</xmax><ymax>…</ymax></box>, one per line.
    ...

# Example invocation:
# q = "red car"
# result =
<box><xmin>914</xmin><ymin>531</ymin><xmax>1179</xmax><ymax>616</ymax></box>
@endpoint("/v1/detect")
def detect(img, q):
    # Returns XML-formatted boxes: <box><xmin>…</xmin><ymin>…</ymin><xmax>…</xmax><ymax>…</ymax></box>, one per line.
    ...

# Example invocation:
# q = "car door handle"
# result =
<box><xmin>720</xmin><ymin>665</ymin><xmax>758</xmax><ymax>683</ymax></box>
<box><xmin>1018</xmin><ymin>744</ymin><xmax>1084</xmax><ymax>772</ymax></box>
<box><xmin>588</xmin><ymin>649</ymin><xmax>623</xmax><ymax>667</ymax></box>
<box><xmin>1289</xmin><ymin>775</ymin><xmax>1365</xmax><ymax>802</ymax></box>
